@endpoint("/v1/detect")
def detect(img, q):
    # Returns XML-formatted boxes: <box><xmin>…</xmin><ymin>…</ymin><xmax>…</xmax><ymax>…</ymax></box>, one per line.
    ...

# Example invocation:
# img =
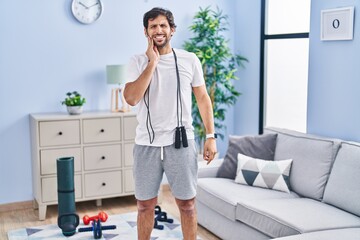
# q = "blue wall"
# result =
<box><xmin>307</xmin><ymin>0</ymin><xmax>360</xmax><ymax>141</ymax></box>
<box><xmin>232</xmin><ymin>0</ymin><xmax>360</xmax><ymax>144</ymax></box>
<box><xmin>233</xmin><ymin>0</ymin><xmax>262</xmax><ymax>136</ymax></box>
<box><xmin>3</xmin><ymin>0</ymin><xmax>358</xmax><ymax>205</ymax></box>
<box><xmin>0</xmin><ymin>0</ymin><xmax>237</xmax><ymax>204</ymax></box>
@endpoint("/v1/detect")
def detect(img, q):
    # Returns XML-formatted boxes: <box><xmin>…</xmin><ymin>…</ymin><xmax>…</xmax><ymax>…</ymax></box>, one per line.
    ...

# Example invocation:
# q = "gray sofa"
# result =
<box><xmin>196</xmin><ymin>127</ymin><xmax>360</xmax><ymax>240</ymax></box>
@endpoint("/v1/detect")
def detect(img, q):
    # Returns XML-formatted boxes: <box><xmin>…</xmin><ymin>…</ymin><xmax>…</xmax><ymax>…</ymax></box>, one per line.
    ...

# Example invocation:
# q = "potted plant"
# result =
<box><xmin>184</xmin><ymin>6</ymin><xmax>248</xmax><ymax>152</ymax></box>
<box><xmin>61</xmin><ymin>91</ymin><xmax>86</xmax><ymax>115</ymax></box>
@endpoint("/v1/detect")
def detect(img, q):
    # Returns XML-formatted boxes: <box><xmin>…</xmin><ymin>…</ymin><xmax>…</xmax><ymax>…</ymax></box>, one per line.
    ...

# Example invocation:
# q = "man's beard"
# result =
<box><xmin>153</xmin><ymin>37</ymin><xmax>169</xmax><ymax>49</ymax></box>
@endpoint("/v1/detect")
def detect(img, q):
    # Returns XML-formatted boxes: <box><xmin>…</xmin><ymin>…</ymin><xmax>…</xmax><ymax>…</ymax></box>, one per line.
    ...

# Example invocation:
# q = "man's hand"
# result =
<box><xmin>124</xmin><ymin>36</ymin><xmax>160</xmax><ymax>106</ymax></box>
<box><xmin>146</xmin><ymin>36</ymin><xmax>160</xmax><ymax>64</ymax></box>
<box><xmin>203</xmin><ymin>138</ymin><xmax>217</xmax><ymax>165</ymax></box>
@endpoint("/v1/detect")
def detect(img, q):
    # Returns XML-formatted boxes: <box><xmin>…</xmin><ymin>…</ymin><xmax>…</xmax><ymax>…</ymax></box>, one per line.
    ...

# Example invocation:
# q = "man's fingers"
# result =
<box><xmin>203</xmin><ymin>150</ymin><xmax>216</xmax><ymax>165</ymax></box>
<box><xmin>147</xmin><ymin>36</ymin><xmax>152</xmax><ymax>47</ymax></box>
<box><xmin>153</xmin><ymin>45</ymin><xmax>159</xmax><ymax>55</ymax></box>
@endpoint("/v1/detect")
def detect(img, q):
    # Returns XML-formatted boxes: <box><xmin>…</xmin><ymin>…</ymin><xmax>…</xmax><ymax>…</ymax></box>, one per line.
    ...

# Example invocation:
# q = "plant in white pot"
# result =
<box><xmin>61</xmin><ymin>91</ymin><xmax>86</xmax><ymax>115</ymax></box>
<box><xmin>184</xmin><ymin>6</ymin><xmax>248</xmax><ymax>154</ymax></box>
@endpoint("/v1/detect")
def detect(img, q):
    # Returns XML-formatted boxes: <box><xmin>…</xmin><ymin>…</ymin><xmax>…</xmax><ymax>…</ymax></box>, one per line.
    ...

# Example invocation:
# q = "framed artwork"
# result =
<box><xmin>321</xmin><ymin>6</ymin><xmax>354</xmax><ymax>41</ymax></box>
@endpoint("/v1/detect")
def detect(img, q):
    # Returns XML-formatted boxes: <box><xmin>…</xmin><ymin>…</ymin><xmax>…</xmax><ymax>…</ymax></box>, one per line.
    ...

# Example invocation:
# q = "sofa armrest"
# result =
<box><xmin>198</xmin><ymin>158</ymin><xmax>224</xmax><ymax>178</ymax></box>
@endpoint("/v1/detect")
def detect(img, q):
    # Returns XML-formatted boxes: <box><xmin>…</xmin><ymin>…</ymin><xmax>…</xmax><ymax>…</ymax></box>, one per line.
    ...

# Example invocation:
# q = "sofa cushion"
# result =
<box><xmin>265</xmin><ymin>127</ymin><xmax>341</xmax><ymax>200</ymax></box>
<box><xmin>196</xmin><ymin>178</ymin><xmax>299</xmax><ymax>221</ymax></box>
<box><xmin>274</xmin><ymin>228</ymin><xmax>360</xmax><ymax>240</ymax></box>
<box><xmin>197</xmin><ymin>200</ymin><xmax>271</xmax><ymax>240</ymax></box>
<box><xmin>198</xmin><ymin>158</ymin><xmax>224</xmax><ymax>178</ymax></box>
<box><xmin>235</xmin><ymin>153</ymin><xmax>293</xmax><ymax>193</ymax></box>
<box><xmin>216</xmin><ymin>133</ymin><xmax>278</xmax><ymax>179</ymax></box>
<box><xmin>323</xmin><ymin>142</ymin><xmax>360</xmax><ymax>217</ymax></box>
<box><xmin>236</xmin><ymin>198</ymin><xmax>360</xmax><ymax>238</ymax></box>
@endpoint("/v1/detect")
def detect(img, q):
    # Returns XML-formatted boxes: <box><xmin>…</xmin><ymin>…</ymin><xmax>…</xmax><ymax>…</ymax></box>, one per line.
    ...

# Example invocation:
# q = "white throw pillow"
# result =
<box><xmin>235</xmin><ymin>153</ymin><xmax>293</xmax><ymax>193</ymax></box>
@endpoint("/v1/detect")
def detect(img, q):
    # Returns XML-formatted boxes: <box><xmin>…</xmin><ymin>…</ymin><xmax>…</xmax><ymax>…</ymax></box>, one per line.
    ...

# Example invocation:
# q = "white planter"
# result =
<box><xmin>67</xmin><ymin>106</ymin><xmax>83</xmax><ymax>115</ymax></box>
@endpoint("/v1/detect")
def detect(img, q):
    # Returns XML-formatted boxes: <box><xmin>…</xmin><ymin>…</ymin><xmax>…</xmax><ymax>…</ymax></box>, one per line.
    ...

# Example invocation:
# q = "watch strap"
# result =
<box><xmin>206</xmin><ymin>133</ymin><xmax>217</xmax><ymax>139</ymax></box>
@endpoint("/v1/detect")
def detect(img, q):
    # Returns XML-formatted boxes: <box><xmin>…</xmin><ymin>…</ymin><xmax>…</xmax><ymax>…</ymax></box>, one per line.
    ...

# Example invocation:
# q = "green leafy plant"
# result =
<box><xmin>184</xmin><ymin>6</ymin><xmax>248</xmax><ymax>149</ymax></box>
<box><xmin>61</xmin><ymin>91</ymin><xmax>86</xmax><ymax>106</ymax></box>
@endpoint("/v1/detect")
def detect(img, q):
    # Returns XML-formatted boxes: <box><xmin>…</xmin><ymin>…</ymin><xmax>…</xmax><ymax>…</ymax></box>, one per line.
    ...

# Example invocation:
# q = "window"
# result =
<box><xmin>260</xmin><ymin>0</ymin><xmax>311</xmax><ymax>133</ymax></box>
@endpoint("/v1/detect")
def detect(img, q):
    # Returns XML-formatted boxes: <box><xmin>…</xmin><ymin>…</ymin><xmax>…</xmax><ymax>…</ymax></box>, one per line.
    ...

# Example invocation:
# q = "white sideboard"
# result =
<box><xmin>30</xmin><ymin>111</ymin><xmax>137</xmax><ymax>220</ymax></box>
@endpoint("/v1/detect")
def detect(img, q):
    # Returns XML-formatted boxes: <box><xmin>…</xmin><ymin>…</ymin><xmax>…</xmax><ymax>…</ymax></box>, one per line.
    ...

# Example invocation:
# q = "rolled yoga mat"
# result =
<box><xmin>57</xmin><ymin>157</ymin><xmax>79</xmax><ymax>236</ymax></box>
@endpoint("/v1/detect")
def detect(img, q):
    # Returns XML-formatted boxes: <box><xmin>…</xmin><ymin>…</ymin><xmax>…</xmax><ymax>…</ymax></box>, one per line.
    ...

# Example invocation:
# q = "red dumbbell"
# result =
<box><xmin>83</xmin><ymin>211</ymin><xmax>108</xmax><ymax>225</ymax></box>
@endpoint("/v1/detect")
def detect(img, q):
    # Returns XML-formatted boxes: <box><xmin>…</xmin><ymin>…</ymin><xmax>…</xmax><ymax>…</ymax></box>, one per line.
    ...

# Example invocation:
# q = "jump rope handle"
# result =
<box><xmin>180</xmin><ymin>126</ymin><xmax>188</xmax><ymax>148</ymax></box>
<box><xmin>175</xmin><ymin>127</ymin><xmax>181</xmax><ymax>149</ymax></box>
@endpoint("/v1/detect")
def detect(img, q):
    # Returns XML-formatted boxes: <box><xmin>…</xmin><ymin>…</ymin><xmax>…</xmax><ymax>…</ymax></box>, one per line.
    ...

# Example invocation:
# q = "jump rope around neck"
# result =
<box><xmin>143</xmin><ymin>48</ymin><xmax>188</xmax><ymax>149</ymax></box>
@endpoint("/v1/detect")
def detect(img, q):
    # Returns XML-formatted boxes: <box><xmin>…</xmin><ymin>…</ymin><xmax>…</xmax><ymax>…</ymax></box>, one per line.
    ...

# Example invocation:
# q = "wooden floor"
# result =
<box><xmin>0</xmin><ymin>187</ymin><xmax>220</xmax><ymax>240</ymax></box>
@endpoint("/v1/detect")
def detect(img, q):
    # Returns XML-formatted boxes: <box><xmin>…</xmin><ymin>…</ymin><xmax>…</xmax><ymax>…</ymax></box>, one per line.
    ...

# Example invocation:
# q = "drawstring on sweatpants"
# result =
<box><xmin>160</xmin><ymin>146</ymin><xmax>164</xmax><ymax>161</ymax></box>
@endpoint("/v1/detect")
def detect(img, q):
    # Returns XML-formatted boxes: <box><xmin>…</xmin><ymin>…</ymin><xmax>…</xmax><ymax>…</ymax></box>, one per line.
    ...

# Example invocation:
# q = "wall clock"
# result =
<box><xmin>71</xmin><ymin>0</ymin><xmax>103</xmax><ymax>24</ymax></box>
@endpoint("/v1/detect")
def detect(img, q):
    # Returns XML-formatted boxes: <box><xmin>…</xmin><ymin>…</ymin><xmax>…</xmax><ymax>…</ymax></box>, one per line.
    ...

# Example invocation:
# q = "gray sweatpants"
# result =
<box><xmin>133</xmin><ymin>140</ymin><xmax>198</xmax><ymax>201</ymax></box>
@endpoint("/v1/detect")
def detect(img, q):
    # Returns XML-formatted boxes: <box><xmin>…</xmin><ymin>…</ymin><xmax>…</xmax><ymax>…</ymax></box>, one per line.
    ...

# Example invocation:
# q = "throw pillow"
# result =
<box><xmin>235</xmin><ymin>153</ymin><xmax>293</xmax><ymax>193</ymax></box>
<box><xmin>216</xmin><ymin>133</ymin><xmax>278</xmax><ymax>179</ymax></box>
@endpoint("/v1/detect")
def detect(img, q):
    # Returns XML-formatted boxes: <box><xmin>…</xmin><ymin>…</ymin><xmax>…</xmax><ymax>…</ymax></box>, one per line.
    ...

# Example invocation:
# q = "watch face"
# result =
<box><xmin>71</xmin><ymin>0</ymin><xmax>103</xmax><ymax>24</ymax></box>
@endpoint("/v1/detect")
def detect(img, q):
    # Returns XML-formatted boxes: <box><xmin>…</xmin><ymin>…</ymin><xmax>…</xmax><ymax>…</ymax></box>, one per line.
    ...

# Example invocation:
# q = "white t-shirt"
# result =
<box><xmin>127</xmin><ymin>48</ymin><xmax>205</xmax><ymax>146</ymax></box>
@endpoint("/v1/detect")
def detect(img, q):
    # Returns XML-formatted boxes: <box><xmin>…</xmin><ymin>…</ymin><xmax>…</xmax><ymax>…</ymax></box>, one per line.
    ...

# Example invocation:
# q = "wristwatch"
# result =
<box><xmin>206</xmin><ymin>133</ymin><xmax>218</xmax><ymax>139</ymax></box>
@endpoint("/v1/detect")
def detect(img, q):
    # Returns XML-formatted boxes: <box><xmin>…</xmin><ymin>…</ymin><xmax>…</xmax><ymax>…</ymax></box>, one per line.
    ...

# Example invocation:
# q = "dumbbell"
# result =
<box><xmin>79</xmin><ymin>219</ymin><xmax>116</xmax><ymax>239</ymax></box>
<box><xmin>83</xmin><ymin>211</ymin><xmax>108</xmax><ymax>225</ymax></box>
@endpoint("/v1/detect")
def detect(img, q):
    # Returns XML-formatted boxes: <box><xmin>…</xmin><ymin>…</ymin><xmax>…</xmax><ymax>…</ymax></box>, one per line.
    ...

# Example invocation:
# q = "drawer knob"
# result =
<box><xmin>58</xmin><ymin>131</ymin><xmax>63</xmax><ymax>135</ymax></box>
<box><xmin>100</xmin><ymin>129</ymin><xmax>105</xmax><ymax>133</ymax></box>
<box><xmin>101</xmin><ymin>156</ymin><xmax>106</xmax><ymax>160</ymax></box>
<box><xmin>102</xmin><ymin>182</ymin><xmax>106</xmax><ymax>186</ymax></box>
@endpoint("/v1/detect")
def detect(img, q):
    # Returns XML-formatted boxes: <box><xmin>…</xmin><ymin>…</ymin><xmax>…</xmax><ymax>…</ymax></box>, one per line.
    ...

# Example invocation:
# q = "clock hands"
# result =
<box><xmin>78</xmin><ymin>1</ymin><xmax>89</xmax><ymax>9</ymax></box>
<box><xmin>88</xmin><ymin>2</ymin><xmax>99</xmax><ymax>8</ymax></box>
<box><xmin>78</xmin><ymin>1</ymin><xmax>99</xmax><ymax>10</ymax></box>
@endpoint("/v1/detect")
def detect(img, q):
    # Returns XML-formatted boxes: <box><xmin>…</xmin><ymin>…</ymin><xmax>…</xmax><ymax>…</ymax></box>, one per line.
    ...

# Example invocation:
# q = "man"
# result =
<box><xmin>124</xmin><ymin>7</ymin><xmax>217</xmax><ymax>240</ymax></box>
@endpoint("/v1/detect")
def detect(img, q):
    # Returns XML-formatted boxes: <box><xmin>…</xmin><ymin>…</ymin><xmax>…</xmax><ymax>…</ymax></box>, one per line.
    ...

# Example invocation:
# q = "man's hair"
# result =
<box><xmin>143</xmin><ymin>7</ymin><xmax>177</xmax><ymax>29</ymax></box>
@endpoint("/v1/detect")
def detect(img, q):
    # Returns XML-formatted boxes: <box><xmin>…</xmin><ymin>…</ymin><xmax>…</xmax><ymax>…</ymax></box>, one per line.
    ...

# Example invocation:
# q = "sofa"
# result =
<box><xmin>196</xmin><ymin>127</ymin><xmax>360</xmax><ymax>240</ymax></box>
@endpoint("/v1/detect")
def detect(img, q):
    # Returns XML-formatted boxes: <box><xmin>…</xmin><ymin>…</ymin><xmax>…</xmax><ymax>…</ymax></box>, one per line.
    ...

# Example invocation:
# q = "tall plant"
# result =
<box><xmin>184</xmin><ymin>6</ymin><xmax>248</xmax><ymax>149</ymax></box>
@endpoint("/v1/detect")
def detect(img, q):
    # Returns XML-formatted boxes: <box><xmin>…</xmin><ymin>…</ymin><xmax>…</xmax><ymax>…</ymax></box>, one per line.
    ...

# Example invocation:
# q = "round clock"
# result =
<box><xmin>71</xmin><ymin>0</ymin><xmax>103</xmax><ymax>24</ymax></box>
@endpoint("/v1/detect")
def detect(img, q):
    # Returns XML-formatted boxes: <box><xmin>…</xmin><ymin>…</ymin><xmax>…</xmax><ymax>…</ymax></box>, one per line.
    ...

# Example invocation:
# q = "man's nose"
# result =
<box><xmin>155</xmin><ymin>26</ymin><xmax>162</xmax><ymax>33</ymax></box>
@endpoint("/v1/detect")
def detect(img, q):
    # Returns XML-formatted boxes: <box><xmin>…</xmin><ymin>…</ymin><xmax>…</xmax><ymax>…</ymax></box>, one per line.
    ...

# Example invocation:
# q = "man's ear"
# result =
<box><xmin>171</xmin><ymin>28</ymin><xmax>176</xmax><ymax>36</ymax></box>
<box><xmin>144</xmin><ymin>28</ymin><xmax>148</xmax><ymax>37</ymax></box>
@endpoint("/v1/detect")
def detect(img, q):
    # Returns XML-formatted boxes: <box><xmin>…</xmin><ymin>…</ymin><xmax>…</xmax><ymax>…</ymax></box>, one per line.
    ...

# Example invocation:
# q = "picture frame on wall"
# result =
<box><xmin>321</xmin><ymin>6</ymin><xmax>354</xmax><ymax>41</ymax></box>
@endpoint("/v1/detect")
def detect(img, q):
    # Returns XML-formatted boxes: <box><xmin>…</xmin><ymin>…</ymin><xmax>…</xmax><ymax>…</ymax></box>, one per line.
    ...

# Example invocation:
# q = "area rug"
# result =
<box><xmin>7</xmin><ymin>211</ymin><xmax>201</xmax><ymax>240</ymax></box>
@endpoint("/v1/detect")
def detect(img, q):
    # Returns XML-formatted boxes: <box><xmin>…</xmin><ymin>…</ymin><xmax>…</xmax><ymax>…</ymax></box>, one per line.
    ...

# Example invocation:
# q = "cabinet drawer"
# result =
<box><xmin>124</xmin><ymin>143</ymin><xmax>134</xmax><ymax>167</ymax></box>
<box><xmin>123</xmin><ymin>116</ymin><xmax>137</xmax><ymax>140</ymax></box>
<box><xmin>39</xmin><ymin>120</ymin><xmax>80</xmax><ymax>147</ymax></box>
<box><xmin>84</xmin><ymin>144</ymin><xmax>121</xmax><ymax>171</ymax></box>
<box><xmin>124</xmin><ymin>169</ymin><xmax>135</xmax><ymax>193</ymax></box>
<box><xmin>84</xmin><ymin>171</ymin><xmax>122</xmax><ymax>197</ymax></box>
<box><xmin>40</xmin><ymin>148</ymin><xmax>81</xmax><ymax>175</ymax></box>
<box><xmin>83</xmin><ymin>118</ymin><xmax>121</xmax><ymax>143</ymax></box>
<box><xmin>41</xmin><ymin>175</ymin><xmax>82</xmax><ymax>202</ymax></box>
